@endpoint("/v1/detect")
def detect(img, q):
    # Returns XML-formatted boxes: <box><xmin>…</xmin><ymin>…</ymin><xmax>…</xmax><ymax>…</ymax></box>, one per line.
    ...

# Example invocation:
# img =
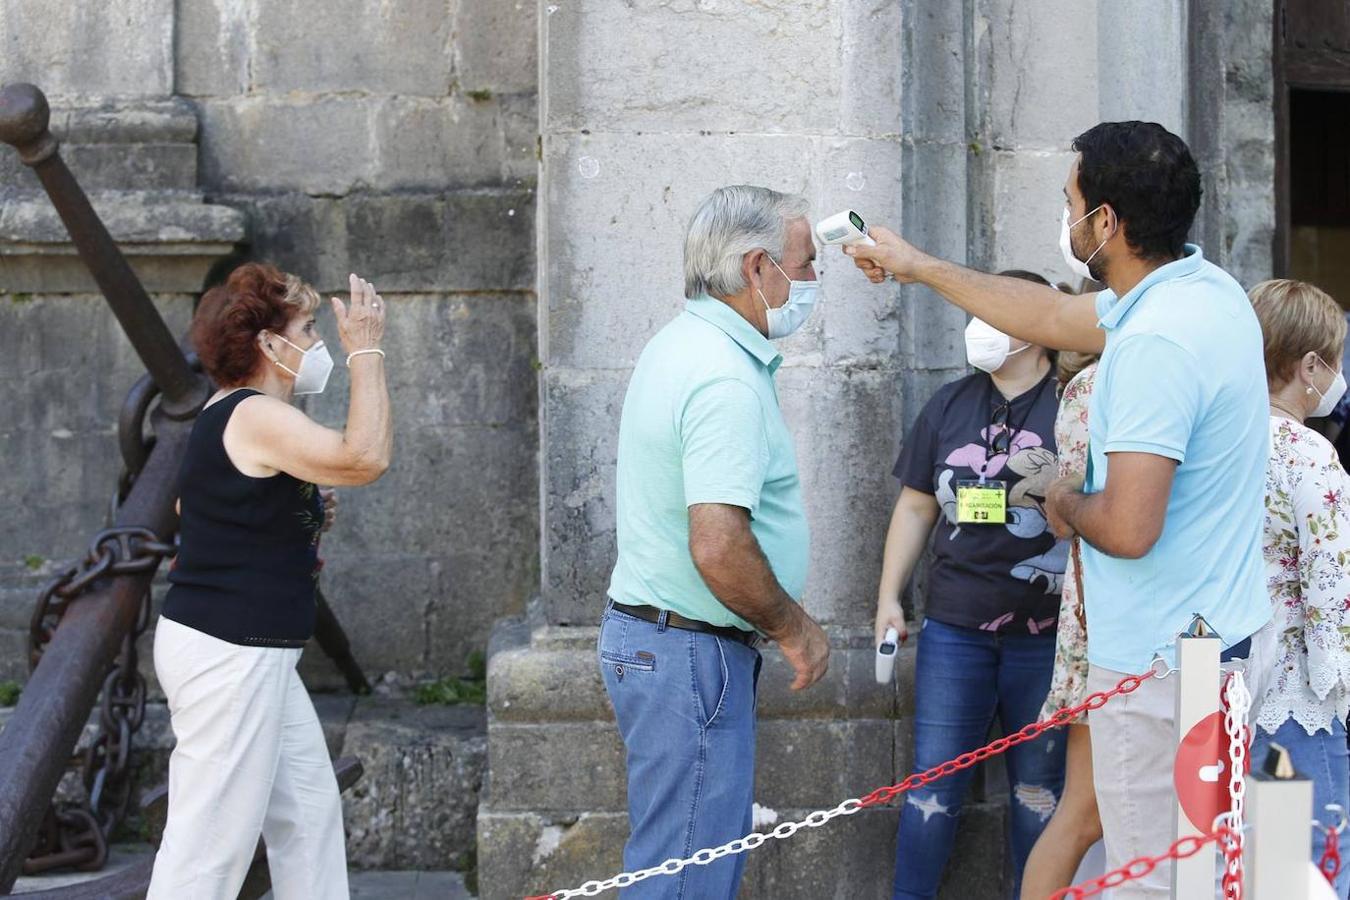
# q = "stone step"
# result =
<box><xmin>275</xmin><ymin>870</ymin><xmax>474</xmax><ymax>900</ymax></box>
<box><xmin>341</xmin><ymin>698</ymin><xmax>486</xmax><ymax>871</ymax></box>
<box><xmin>11</xmin><ymin>843</ymin><xmax>474</xmax><ymax>899</ymax></box>
<box><xmin>488</xmin><ymin>624</ymin><xmax>908</xmax><ymax>724</ymax></box>
<box><xmin>0</xmin><ymin>188</ymin><xmax>247</xmax><ymax>293</ymax></box>
<box><xmin>0</xmin><ymin>693</ymin><xmax>486</xmax><ymax>875</ymax></box>
<box><xmin>0</xmin><ymin>99</ymin><xmax>201</xmax><ymax>193</ymax></box>
<box><xmin>0</xmin><ymin>94</ymin><xmax>245</xmax><ymax>295</ymax></box>
<box><xmin>478</xmin><ymin>804</ymin><xmax>1005</xmax><ymax>900</ymax></box>
<box><xmin>479</xmin><ymin>623</ymin><xmax>1012</xmax><ymax>898</ymax></box>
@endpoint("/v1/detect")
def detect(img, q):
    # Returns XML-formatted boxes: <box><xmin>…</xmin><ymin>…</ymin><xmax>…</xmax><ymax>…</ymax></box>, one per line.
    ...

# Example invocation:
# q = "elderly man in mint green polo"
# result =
<box><xmin>599</xmin><ymin>184</ymin><xmax>831</xmax><ymax>898</ymax></box>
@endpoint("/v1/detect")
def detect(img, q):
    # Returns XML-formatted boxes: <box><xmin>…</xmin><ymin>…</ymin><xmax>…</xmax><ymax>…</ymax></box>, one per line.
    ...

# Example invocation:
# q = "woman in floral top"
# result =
<box><xmin>1022</xmin><ymin>352</ymin><xmax>1099</xmax><ymax>899</ymax></box>
<box><xmin>1249</xmin><ymin>279</ymin><xmax>1350</xmax><ymax>896</ymax></box>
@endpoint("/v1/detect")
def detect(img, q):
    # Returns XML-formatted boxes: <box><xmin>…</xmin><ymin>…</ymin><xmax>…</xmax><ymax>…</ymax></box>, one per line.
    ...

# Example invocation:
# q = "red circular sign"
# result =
<box><xmin>1174</xmin><ymin>710</ymin><xmax>1231</xmax><ymax>831</ymax></box>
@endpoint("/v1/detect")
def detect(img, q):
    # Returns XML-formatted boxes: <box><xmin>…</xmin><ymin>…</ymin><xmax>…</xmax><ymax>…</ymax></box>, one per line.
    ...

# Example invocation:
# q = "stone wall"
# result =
<box><xmin>0</xmin><ymin>0</ymin><xmax>542</xmax><ymax>683</ymax></box>
<box><xmin>0</xmin><ymin>0</ymin><xmax>1279</xmax><ymax>894</ymax></box>
<box><xmin>537</xmin><ymin>0</ymin><xmax>907</xmax><ymax>632</ymax></box>
<box><xmin>483</xmin><ymin>2</ymin><xmax>1274</xmax><ymax>898</ymax></box>
<box><xmin>488</xmin><ymin>2</ymin><xmax>966</xmax><ymax>896</ymax></box>
<box><xmin>1189</xmin><ymin>0</ymin><xmax>1278</xmax><ymax>289</ymax></box>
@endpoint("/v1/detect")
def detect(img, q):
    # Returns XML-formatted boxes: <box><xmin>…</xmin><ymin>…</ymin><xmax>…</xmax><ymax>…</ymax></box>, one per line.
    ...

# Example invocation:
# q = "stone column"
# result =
<box><xmin>971</xmin><ymin>0</ymin><xmax>1100</xmax><ymax>284</ymax></box>
<box><xmin>481</xmin><ymin>2</ymin><xmax>1004</xmax><ymax>897</ymax></box>
<box><xmin>536</xmin><ymin>1</ymin><xmax>911</xmax><ymax>632</ymax></box>
<box><xmin>1187</xmin><ymin>0</ymin><xmax>1276</xmax><ymax>287</ymax></box>
<box><xmin>483</xmin><ymin>2</ymin><xmax>1277</xmax><ymax>897</ymax></box>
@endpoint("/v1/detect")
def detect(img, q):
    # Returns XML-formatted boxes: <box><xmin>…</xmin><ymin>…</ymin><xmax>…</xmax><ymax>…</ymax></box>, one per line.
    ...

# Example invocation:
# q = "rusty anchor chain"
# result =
<box><xmin>22</xmin><ymin>377</ymin><xmax>177</xmax><ymax>874</ymax></box>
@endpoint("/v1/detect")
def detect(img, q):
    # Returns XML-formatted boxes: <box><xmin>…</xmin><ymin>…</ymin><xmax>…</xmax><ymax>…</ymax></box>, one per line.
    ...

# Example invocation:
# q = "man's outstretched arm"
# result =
<box><xmin>845</xmin><ymin>226</ymin><xmax>1106</xmax><ymax>354</ymax></box>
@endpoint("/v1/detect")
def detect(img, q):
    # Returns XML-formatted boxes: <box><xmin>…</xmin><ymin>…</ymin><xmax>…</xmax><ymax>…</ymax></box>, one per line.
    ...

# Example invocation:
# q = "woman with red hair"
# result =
<box><xmin>148</xmin><ymin>266</ymin><xmax>391</xmax><ymax>899</ymax></box>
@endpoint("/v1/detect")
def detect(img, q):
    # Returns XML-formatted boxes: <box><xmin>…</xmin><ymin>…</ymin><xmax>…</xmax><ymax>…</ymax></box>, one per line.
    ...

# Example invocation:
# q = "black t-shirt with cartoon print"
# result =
<box><xmin>895</xmin><ymin>369</ymin><xmax>1065</xmax><ymax>635</ymax></box>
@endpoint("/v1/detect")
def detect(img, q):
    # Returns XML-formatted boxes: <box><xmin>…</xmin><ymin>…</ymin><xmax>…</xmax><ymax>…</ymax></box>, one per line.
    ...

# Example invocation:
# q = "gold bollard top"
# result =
<box><xmin>1260</xmin><ymin>742</ymin><xmax>1298</xmax><ymax>780</ymax></box>
<box><xmin>1183</xmin><ymin>612</ymin><xmax>1219</xmax><ymax>639</ymax></box>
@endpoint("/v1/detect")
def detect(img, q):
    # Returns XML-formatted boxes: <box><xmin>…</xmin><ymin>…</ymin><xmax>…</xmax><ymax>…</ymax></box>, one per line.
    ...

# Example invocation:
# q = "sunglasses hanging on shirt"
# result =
<box><xmin>954</xmin><ymin>375</ymin><xmax>1051</xmax><ymax>525</ymax></box>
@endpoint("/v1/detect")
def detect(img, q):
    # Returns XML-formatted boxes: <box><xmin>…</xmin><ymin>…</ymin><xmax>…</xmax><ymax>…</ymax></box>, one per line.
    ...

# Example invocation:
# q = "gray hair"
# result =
<box><xmin>683</xmin><ymin>185</ymin><xmax>810</xmax><ymax>299</ymax></box>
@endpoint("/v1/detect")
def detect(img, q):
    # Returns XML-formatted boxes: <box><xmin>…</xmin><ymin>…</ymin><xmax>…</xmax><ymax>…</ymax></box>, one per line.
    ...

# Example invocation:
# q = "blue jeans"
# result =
<box><xmin>598</xmin><ymin>603</ymin><xmax>762</xmax><ymax>899</ymax></box>
<box><xmin>893</xmin><ymin>618</ymin><xmax>1066</xmax><ymax>899</ymax></box>
<box><xmin>1252</xmin><ymin>718</ymin><xmax>1350</xmax><ymax>898</ymax></box>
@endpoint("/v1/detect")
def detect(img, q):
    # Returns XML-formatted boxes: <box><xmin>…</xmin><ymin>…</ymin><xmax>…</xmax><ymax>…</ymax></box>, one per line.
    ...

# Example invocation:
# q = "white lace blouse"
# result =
<box><xmin>1257</xmin><ymin>416</ymin><xmax>1350</xmax><ymax>736</ymax></box>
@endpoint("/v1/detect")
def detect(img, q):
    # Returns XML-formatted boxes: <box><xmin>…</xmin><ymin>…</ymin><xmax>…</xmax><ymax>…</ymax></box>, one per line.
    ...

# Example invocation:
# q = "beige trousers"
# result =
<box><xmin>1087</xmin><ymin>622</ymin><xmax>1276</xmax><ymax>899</ymax></box>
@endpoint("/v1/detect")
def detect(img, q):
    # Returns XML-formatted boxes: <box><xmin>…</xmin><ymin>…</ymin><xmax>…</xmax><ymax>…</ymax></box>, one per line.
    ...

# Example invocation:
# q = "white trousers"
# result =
<box><xmin>147</xmin><ymin>616</ymin><xmax>349</xmax><ymax>900</ymax></box>
<box><xmin>1087</xmin><ymin>621</ymin><xmax>1276</xmax><ymax>899</ymax></box>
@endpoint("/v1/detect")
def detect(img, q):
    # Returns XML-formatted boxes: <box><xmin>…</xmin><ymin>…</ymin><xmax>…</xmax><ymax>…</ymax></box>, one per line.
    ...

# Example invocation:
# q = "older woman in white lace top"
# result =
<box><xmin>1250</xmin><ymin>278</ymin><xmax>1350</xmax><ymax>897</ymax></box>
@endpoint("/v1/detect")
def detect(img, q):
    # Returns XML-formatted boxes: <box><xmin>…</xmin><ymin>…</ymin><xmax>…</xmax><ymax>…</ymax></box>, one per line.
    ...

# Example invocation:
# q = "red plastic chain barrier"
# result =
<box><xmin>856</xmin><ymin>669</ymin><xmax>1156</xmax><ymax>810</ymax></box>
<box><xmin>524</xmin><ymin>669</ymin><xmax>1157</xmax><ymax>900</ymax></box>
<box><xmin>1321</xmin><ymin>824</ymin><xmax>1342</xmax><ymax>885</ymax></box>
<box><xmin>1052</xmin><ymin>826</ymin><xmax>1238</xmax><ymax>900</ymax></box>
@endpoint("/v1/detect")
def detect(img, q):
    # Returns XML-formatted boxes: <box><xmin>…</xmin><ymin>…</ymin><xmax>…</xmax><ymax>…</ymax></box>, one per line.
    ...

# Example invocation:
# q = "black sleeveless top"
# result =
<box><xmin>162</xmin><ymin>389</ymin><xmax>324</xmax><ymax>647</ymax></box>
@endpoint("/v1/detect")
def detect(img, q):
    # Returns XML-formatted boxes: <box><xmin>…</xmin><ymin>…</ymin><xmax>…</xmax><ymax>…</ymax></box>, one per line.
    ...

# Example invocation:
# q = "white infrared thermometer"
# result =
<box><xmin>875</xmin><ymin>626</ymin><xmax>900</xmax><ymax>683</ymax></box>
<box><xmin>815</xmin><ymin>209</ymin><xmax>876</xmax><ymax>248</ymax></box>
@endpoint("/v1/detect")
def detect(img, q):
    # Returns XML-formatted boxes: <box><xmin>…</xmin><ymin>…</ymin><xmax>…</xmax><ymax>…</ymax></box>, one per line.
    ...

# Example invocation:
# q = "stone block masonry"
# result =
<box><xmin>0</xmin><ymin>0</ymin><xmax>543</xmax><ymax>681</ymax></box>
<box><xmin>478</xmin><ymin>624</ymin><xmax>1009</xmax><ymax>899</ymax></box>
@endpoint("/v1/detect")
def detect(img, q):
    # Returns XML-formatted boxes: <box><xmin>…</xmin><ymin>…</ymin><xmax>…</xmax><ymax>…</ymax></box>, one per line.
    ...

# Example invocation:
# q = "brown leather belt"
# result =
<box><xmin>610</xmin><ymin>602</ymin><xmax>760</xmax><ymax>648</ymax></box>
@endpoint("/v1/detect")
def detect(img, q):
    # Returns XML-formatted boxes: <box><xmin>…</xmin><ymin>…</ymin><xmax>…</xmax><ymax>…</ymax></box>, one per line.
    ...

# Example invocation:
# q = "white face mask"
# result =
<box><xmin>1059</xmin><ymin>205</ymin><xmax>1107</xmax><ymax>281</ymax></box>
<box><xmin>271</xmin><ymin>334</ymin><xmax>334</xmax><ymax>395</ymax></box>
<box><xmin>964</xmin><ymin>317</ymin><xmax>1028</xmax><ymax>374</ymax></box>
<box><xmin>1311</xmin><ymin>354</ymin><xmax>1347</xmax><ymax>418</ymax></box>
<box><xmin>757</xmin><ymin>255</ymin><xmax>820</xmax><ymax>340</ymax></box>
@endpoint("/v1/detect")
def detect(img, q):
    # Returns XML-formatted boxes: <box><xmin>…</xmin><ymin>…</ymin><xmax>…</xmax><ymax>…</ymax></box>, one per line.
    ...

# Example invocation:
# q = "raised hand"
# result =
<box><xmin>331</xmin><ymin>273</ymin><xmax>386</xmax><ymax>359</ymax></box>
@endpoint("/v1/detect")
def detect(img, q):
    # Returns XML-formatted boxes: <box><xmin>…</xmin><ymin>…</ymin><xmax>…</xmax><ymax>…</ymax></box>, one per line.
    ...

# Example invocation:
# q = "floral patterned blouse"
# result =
<box><xmin>1256</xmin><ymin>416</ymin><xmax>1350</xmax><ymax>736</ymax></box>
<box><xmin>1039</xmin><ymin>363</ymin><xmax>1096</xmax><ymax>723</ymax></box>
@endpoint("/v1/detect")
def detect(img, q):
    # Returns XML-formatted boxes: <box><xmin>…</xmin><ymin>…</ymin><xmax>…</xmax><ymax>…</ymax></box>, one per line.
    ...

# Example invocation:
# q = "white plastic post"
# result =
<box><xmin>1244</xmin><ymin>743</ymin><xmax>1312</xmax><ymax>899</ymax></box>
<box><xmin>1173</xmin><ymin>615</ymin><xmax>1221</xmax><ymax>898</ymax></box>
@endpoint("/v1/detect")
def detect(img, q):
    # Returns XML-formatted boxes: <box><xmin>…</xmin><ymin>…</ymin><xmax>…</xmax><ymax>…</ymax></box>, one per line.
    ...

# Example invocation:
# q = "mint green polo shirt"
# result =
<box><xmin>606</xmin><ymin>295</ymin><xmax>810</xmax><ymax>631</ymax></box>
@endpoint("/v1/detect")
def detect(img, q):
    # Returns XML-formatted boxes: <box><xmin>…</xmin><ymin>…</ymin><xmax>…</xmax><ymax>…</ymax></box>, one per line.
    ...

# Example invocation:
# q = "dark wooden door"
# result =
<box><xmin>1275</xmin><ymin>0</ymin><xmax>1350</xmax><ymax>276</ymax></box>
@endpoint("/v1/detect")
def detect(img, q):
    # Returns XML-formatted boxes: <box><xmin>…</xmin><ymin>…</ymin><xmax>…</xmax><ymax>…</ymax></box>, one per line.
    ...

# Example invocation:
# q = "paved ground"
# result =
<box><xmin>333</xmin><ymin>870</ymin><xmax>472</xmax><ymax>900</ymax></box>
<box><xmin>12</xmin><ymin>846</ymin><xmax>149</xmax><ymax>893</ymax></box>
<box><xmin>12</xmin><ymin>845</ymin><xmax>474</xmax><ymax>898</ymax></box>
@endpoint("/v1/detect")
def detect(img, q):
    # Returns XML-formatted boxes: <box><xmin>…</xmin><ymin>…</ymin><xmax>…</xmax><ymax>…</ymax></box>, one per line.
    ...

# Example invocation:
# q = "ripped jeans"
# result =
<box><xmin>599</xmin><ymin>602</ymin><xmax>762</xmax><ymax>899</ymax></box>
<box><xmin>893</xmin><ymin>617</ymin><xmax>1065</xmax><ymax>899</ymax></box>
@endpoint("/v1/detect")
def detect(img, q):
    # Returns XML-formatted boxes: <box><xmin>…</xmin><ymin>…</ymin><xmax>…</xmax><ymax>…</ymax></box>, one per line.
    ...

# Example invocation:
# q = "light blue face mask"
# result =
<box><xmin>757</xmin><ymin>254</ymin><xmax>820</xmax><ymax>340</ymax></box>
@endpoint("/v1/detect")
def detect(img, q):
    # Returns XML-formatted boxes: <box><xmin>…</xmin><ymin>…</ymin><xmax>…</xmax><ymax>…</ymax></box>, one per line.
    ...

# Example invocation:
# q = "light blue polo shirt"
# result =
<box><xmin>1082</xmin><ymin>244</ymin><xmax>1271</xmax><ymax>673</ymax></box>
<box><xmin>607</xmin><ymin>295</ymin><xmax>810</xmax><ymax>631</ymax></box>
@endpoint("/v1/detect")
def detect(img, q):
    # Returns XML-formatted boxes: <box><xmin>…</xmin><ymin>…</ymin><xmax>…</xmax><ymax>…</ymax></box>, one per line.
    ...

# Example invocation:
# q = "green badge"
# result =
<box><xmin>956</xmin><ymin>479</ymin><xmax>1007</xmax><ymax>524</ymax></box>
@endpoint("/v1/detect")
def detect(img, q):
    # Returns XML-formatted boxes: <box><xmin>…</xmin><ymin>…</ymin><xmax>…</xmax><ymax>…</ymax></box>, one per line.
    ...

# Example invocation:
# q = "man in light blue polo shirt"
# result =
<box><xmin>601</xmin><ymin>185</ymin><xmax>830</xmax><ymax>898</ymax></box>
<box><xmin>844</xmin><ymin>122</ymin><xmax>1273</xmax><ymax>898</ymax></box>
<box><xmin>1078</xmin><ymin>255</ymin><xmax>1270</xmax><ymax>673</ymax></box>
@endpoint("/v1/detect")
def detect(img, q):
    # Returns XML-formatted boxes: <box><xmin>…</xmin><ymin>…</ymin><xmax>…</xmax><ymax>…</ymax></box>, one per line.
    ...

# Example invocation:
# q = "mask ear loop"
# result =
<box><xmin>756</xmin><ymin>251</ymin><xmax>790</xmax><ymax>313</ymax></box>
<box><xmin>262</xmin><ymin>331</ymin><xmax>303</xmax><ymax>379</ymax></box>
<box><xmin>271</xmin><ymin>356</ymin><xmax>301</xmax><ymax>379</ymax></box>
<box><xmin>1077</xmin><ymin>205</ymin><xmax>1110</xmax><ymax>268</ymax></box>
<box><xmin>1307</xmin><ymin>353</ymin><xmax>1331</xmax><ymax>398</ymax></box>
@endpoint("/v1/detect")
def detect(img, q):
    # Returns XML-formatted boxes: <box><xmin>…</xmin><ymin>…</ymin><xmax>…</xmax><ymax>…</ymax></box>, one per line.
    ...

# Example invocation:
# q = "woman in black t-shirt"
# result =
<box><xmin>877</xmin><ymin>271</ymin><xmax>1067</xmax><ymax>899</ymax></box>
<box><xmin>148</xmin><ymin>265</ymin><xmax>391</xmax><ymax>900</ymax></box>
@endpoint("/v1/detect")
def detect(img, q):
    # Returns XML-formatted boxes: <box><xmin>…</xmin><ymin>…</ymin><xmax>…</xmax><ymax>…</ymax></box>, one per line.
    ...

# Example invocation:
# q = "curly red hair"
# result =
<box><xmin>192</xmin><ymin>263</ymin><xmax>321</xmax><ymax>387</ymax></box>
